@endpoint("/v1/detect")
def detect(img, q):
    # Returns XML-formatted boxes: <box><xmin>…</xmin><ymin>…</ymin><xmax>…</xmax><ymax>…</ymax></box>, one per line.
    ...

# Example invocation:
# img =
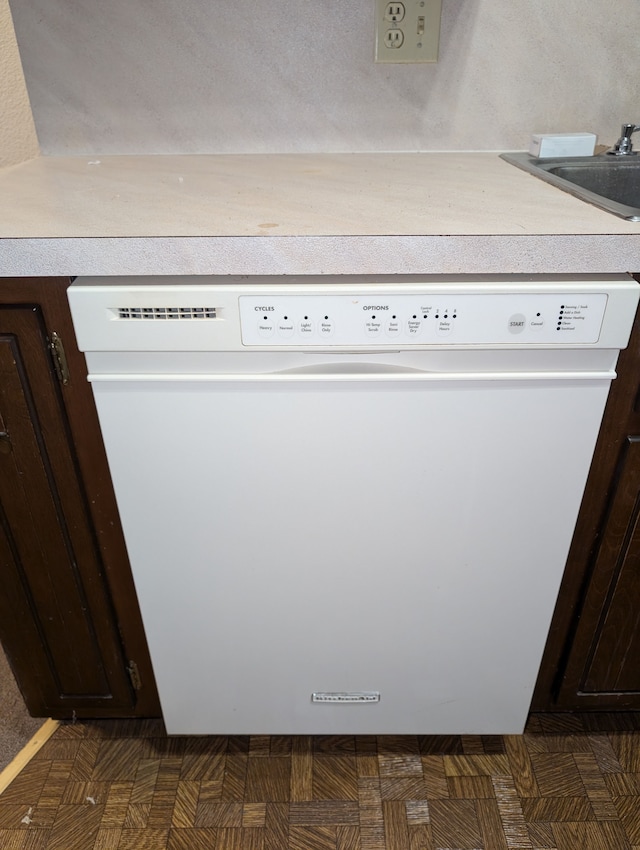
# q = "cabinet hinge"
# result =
<box><xmin>126</xmin><ymin>660</ymin><xmax>143</xmax><ymax>691</ymax></box>
<box><xmin>49</xmin><ymin>332</ymin><xmax>70</xmax><ymax>385</ymax></box>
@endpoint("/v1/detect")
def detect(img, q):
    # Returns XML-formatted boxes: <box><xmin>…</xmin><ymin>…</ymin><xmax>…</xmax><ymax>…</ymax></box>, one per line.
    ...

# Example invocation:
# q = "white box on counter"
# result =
<box><xmin>529</xmin><ymin>132</ymin><xmax>597</xmax><ymax>158</ymax></box>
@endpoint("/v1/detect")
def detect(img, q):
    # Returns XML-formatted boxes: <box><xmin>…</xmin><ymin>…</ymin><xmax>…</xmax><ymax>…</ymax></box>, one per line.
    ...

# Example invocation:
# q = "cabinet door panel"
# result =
<box><xmin>533</xmin><ymin>281</ymin><xmax>640</xmax><ymax>711</ymax></box>
<box><xmin>0</xmin><ymin>303</ymin><xmax>134</xmax><ymax>713</ymax></box>
<box><xmin>580</xmin><ymin>437</ymin><xmax>640</xmax><ymax>693</ymax></box>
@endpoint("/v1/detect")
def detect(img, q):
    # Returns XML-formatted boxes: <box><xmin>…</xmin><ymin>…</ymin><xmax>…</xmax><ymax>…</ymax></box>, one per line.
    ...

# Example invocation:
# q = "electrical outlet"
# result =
<box><xmin>375</xmin><ymin>0</ymin><xmax>442</xmax><ymax>63</ymax></box>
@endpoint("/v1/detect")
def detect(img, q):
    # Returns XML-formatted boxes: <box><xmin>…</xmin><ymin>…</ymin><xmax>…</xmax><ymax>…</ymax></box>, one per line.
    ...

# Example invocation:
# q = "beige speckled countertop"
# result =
<box><xmin>1</xmin><ymin>152</ymin><xmax>639</xmax><ymax>277</ymax></box>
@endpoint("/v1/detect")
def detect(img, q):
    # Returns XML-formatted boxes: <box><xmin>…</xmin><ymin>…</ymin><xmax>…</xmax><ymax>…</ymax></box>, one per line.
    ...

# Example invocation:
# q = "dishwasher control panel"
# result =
<box><xmin>68</xmin><ymin>276</ymin><xmax>639</xmax><ymax>352</ymax></box>
<box><xmin>239</xmin><ymin>292</ymin><xmax>609</xmax><ymax>346</ymax></box>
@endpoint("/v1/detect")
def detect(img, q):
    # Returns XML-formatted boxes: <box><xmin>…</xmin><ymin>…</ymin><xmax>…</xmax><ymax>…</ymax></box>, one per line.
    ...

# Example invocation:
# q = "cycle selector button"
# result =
<box><xmin>258</xmin><ymin>316</ymin><xmax>275</xmax><ymax>338</ymax></box>
<box><xmin>277</xmin><ymin>317</ymin><xmax>295</xmax><ymax>338</ymax></box>
<box><xmin>318</xmin><ymin>318</ymin><xmax>335</xmax><ymax>337</ymax></box>
<box><xmin>299</xmin><ymin>318</ymin><xmax>314</xmax><ymax>337</ymax></box>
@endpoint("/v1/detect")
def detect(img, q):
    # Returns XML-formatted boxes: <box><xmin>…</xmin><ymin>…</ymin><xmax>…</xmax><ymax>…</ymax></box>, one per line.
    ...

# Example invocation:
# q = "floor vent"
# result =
<box><xmin>114</xmin><ymin>307</ymin><xmax>218</xmax><ymax>320</ymax></box>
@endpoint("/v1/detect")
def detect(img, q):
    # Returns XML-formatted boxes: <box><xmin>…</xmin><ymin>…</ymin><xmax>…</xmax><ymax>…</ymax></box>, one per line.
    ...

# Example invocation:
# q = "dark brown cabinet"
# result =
<box><xmin>0</xmin><ymin>278</ymin><xmax>159</xmax><ymax>718</ymax></box>
<box><xmin>534</xmin><ymin>290</ymin><xmax>640</xmax><ymax>710</ymax></box>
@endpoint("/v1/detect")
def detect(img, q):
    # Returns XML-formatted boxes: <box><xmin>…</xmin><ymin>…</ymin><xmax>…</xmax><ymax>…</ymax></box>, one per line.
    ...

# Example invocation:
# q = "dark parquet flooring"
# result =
<box><xmin>1</xmin><ymin>713</ymin><xmax>640</xmax><ymax>849</ymax></box>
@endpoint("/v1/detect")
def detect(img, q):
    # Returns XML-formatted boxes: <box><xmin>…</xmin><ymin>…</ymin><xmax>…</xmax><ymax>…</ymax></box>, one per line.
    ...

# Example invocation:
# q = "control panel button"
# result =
<box><xmin>508</xmin><ymin>313</ymin><xmax>526</xmax><ymax>334</ymax></box>
<box><xmin>258</xmin><ymin>316</ymin><xmax>275</xmax><ymax>338</ymax></box>
<box><xmin>386</xmin><ymin>318</ymin><xmax>402</xmax><ymax>337</ymax></box>
<box><xmin>277</xmin><ymin>318</ymin><xmax>295</xmax><ymax>338</ymax></box>
<box><xmin>299</xmin><ymin>318</ymin><xmax>314</xmax><ymax>337</ymax></box>
<box><xmin>318</xmin><ymin>318</ymin><xmax>335</xmax><ymax>338</ymax></box>
<box><xmin>406</xmin><ymin>317</ymin><xmax>422</xmax><ymax>338</ymax></box>
<box><xmin>530</xmin><ymin>313</ymin><xmax>544</xmax><ymax>332</ymax></box>
<box><xmin>365</xmin><ymin>317</ymin><xmax>383</xmax><ymax>337</ymax></box>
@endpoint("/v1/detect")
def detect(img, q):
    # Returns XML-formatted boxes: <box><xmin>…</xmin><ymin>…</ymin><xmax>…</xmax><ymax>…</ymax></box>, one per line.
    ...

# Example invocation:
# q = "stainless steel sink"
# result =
<box><xmin>500</xmin><ymin>152</ymin><xmax>640</xmax><ymax>221</ymax></box>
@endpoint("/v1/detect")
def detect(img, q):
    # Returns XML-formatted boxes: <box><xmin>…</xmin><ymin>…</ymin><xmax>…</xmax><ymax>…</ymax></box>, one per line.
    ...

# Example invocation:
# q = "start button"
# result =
<box><xmin>508</xmin><ymin>313</ymin><xmax>526</xmax><ymax>334</ymax></box>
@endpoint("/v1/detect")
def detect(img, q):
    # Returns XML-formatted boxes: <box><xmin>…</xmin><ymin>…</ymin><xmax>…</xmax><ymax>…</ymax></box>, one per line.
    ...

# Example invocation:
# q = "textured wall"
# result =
<box><xmin>8</xmin><ymin>0</ymin><xmax>640</xmax><ymax>156</ymax></box>
<box><xmin>0</xmin><ymin>0</ymin><xmax>38</xmax><ymax>167</ymax></box>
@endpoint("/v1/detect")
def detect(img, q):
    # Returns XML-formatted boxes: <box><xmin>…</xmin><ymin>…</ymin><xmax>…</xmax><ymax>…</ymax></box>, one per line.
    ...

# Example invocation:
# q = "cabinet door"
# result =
<box><xmin>577</xmin><ymin>436</ymin><xmax>640</xmax><ymax>694</ymax></box>
<box><xmin>533</xmin><ymin>289</ymin><xmax>640</xmax><ymax>710</ymax></box>
<box><xmin>0</xmin><ymin>278</ymin><xmax>159</xmax><ymax>717</ymax></box>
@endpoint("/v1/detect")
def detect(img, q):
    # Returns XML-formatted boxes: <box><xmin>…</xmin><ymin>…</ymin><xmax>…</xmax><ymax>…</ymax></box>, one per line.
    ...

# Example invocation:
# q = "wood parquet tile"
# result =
<box><xmin>3</xmin><ymin>714</ymin><xmax>640</xmax><ymax>848</ymax></box>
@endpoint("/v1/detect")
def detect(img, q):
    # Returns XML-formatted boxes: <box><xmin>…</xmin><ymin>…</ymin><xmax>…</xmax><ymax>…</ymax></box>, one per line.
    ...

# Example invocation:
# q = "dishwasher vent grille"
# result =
<box><xmin>114</xmin><ymin>306</ymin><xmax>218</xmax><ymax>320</ymax></box>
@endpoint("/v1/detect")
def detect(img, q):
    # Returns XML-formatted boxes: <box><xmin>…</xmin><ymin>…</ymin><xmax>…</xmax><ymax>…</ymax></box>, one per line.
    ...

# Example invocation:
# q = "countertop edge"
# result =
<box><xmin>2</xmin><ymin>233</ymin><xmax>639</xmax><ymax>278</ymax></box>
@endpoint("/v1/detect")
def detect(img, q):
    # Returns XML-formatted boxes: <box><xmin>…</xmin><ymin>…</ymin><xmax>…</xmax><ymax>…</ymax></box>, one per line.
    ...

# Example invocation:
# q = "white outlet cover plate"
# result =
<box><xmin>375</xmin><ymin>0</ymin><xmax>442</xmax><ymax>63</ymax></box>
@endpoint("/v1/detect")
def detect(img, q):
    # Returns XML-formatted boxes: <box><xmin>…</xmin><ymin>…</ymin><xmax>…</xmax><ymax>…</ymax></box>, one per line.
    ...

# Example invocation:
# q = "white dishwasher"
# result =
<box><xmin>69</xmin><ymin>274</ymin><xmax>638</xmax><ymax>735</ymax></box>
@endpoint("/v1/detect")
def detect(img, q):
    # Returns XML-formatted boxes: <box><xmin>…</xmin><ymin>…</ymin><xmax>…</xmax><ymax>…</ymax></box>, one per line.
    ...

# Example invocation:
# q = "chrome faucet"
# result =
<box><xmin>607</xmin><ymin>123</ymin><xmax>640</xmax><ymax>155</ymax></box>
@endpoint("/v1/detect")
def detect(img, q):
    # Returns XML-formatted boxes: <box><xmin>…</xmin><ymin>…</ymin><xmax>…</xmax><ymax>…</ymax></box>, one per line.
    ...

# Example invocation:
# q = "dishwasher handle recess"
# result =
<box><xmin>87</xmin><ymin>365</ymin><xmax>617</xmax><ymax>383</ymax></box>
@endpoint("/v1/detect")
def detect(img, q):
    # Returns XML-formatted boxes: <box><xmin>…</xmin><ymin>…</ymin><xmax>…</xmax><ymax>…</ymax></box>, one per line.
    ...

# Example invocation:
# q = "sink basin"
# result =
<box><xmin>500</xmin><ymin>152</ymin><xmax>640</xmax><ymax>221</ymax></box>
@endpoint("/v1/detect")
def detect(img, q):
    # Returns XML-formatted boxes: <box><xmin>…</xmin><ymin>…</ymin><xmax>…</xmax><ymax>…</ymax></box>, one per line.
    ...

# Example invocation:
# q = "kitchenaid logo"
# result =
<box><xmin>363</xmin><ymin>305</ymin><xmax>389</xmax><ymax>311</ymax></box>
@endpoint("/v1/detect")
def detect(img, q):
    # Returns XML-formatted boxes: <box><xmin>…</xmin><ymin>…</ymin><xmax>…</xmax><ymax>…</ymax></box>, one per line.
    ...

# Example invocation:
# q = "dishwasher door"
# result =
<box><xmin>89</xmin><ymin>367</ymin><xmax>611</xmax><ymax>735</ymax></box>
